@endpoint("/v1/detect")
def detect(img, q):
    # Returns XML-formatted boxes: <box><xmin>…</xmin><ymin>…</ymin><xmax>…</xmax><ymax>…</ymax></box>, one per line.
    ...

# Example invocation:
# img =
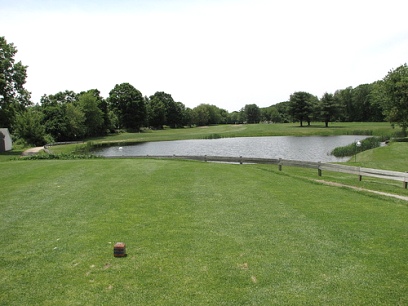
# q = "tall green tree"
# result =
<box><xmin>40</xmin><ymin>90</ymin><xmax>81</xmax><ymax>141</ymax></box>
<box><xmin>80</xmin><ymin>89</ymin><xmax>110</xmax><ymax>134</ymax></box>
<box><xmin>319</xmin><ymin>92</ymin><xmax>339</xmax><ymax>127</ymax></box>
<box><xmin>147</xmin><ymin>95</ymin><xmax>166</xmax><ymax>129</ymax></box>
<box><xmin>192</xmin><ymin>104</ymin><xmax>210</xmax><ymax>126</ymax></box>
<box><xmin>191</xmin><ymin>104</ymin><xmax>225</xmax><ymax>126</ymax></box>
<box><xmin>243</xmin><ymin>104</ymin><xmax>261</xmax><ymax>123</ymax></box>
<box><xmin>14</xmin><ymin>106</ymin><xmax>48</xmax><ymax>146</ymax></box>
<box><xmin>64</xmin><ymin>103</ymin><xmax>85</xmax><ymax>139</ymax></box>
<box><xmin>0</xmin><ymin>36</ymin><xmax>31</xmax><ymax>129</ymax></box>
<box><xmin>108</xmin><ymin>83</ymin><xmax>146</xmax><ymax>131</ymax></box>
<box><xmin>289</xmin><ymin>91</ymin><xmax>313</xmax><ymax>127</ymax></box>
<box><xmin>77</xmin><ymin>91</ymin><xmax>104</xmax><ymax>137</ymax></box>
<box><xmin>275</xmin><ymin>101</ymin><xmax>291</xmax><ymax>123</ymax></box>
<box><xmin>380</xmin><ymin>63</ymin><xmax>408</xmax><ymax>135</ymax></box>
<box><xmin>334</xmin><ymin>87</ymin><xmax>353</xmax><ymax>121</ymax></box>
<box><xmin>148</xmin><ymin>92</ymin><xmax>184</xmax><ymax>128</ymax></box>
<box><xmin>207</xmin><ymin>104</ymin><xmax>223</xmax><ymax>124</ymax></box>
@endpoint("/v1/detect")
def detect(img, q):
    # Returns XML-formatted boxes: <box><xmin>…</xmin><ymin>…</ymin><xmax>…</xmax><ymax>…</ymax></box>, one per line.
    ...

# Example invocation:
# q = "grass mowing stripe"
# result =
<box><xmin>0</xmin><ymin>159</ymin><xmax>407</xmax><ymax>305</ymax></box>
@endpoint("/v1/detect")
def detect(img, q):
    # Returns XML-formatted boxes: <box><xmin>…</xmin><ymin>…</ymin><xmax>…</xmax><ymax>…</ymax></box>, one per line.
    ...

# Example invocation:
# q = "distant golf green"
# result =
<box><xmin>1</xmin><ymin>156</ymin><xmax>407</xmax><ymax>305</ymax></box>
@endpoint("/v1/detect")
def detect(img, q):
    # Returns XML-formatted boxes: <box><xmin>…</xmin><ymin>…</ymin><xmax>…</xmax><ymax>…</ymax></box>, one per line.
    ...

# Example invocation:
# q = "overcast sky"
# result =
<box><xmin>1</xmin><ymin>0</ymin><xmax>407</xmax><ymax>111</ymax></box>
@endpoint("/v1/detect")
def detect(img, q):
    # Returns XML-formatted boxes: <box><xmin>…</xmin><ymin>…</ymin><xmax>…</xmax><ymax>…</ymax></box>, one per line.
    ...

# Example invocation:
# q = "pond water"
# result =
<box><xmin>93</xmin><ymin>135</ymin><xmax>368</xmax><ymax>162</ymax></box>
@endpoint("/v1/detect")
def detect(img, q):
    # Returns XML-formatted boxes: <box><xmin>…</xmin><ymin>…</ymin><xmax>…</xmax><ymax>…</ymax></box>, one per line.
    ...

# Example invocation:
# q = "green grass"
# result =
<box><xmin>350</xmin><ymin>142</ymin><xmax>408</xmax><ymax>171</ymax></box>
<box><xmin>1</xmin><ymin>158</ymin><xmax>407</xmax><ymax>305</ymax></box>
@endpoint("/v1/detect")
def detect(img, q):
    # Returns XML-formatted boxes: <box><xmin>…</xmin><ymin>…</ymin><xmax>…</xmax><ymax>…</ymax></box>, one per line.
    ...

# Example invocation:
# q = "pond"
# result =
<box><xmin>93</xmin><ymin>135</ymin><xmax>368</xmax><ymax>162</ymax></box>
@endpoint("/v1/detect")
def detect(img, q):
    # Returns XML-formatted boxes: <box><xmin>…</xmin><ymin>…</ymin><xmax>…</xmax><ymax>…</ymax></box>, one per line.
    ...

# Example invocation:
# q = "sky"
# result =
<box><xmin>1</xmin><ymin>0</ymin><xmax>407</xmax><ymax>112</ymax></box>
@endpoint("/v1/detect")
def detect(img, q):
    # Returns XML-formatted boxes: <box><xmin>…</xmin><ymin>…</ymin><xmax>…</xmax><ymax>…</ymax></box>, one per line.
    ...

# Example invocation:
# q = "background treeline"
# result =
<box><xmin>1</xmin><ymin>36</ymin><xmax>407</xmax><ymax>146</ymax></box>
<box><xmin>13</xmin><ymin>80</ymin><xmax>386</xmax><ymax>145</ymax></box>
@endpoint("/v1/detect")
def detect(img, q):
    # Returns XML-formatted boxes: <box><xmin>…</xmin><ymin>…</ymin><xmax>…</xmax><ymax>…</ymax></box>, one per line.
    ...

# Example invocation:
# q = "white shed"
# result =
<box><xmin>0</xmin><ymin>128</ymin><xmax>12</xmax><ymax>152</ymax></box>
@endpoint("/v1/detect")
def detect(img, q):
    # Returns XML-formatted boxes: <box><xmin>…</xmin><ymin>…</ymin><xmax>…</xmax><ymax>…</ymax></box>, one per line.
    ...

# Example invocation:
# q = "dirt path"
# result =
<box><xmin>314</xmin><ymin>179</ymin><xmax>408</xmax><ymax>202</ymax></box>
<box><xmin>21</xmin><ymin>146</ymin><xmax>45</xmax><ymax>156</ymax></box>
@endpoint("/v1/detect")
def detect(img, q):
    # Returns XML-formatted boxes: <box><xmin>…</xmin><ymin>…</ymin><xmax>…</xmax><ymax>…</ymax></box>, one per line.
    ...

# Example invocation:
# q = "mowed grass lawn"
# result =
<box><xmin>1</xmin><ymin>158</ymin><xmax>407</xmax><ymax>305</ymax></box>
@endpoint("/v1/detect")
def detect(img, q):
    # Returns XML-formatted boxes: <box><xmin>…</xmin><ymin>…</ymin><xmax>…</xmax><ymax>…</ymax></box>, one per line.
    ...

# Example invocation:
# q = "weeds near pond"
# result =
<box><xmin>331</xmin><ymin>137</ymin><xmax>382</xmax><ymax>157</ymax></box>
<box><xmin>202</xmin><ymin>133</ymin><xmax>223</xmax><ymax>139</ymax></box>
<box><xmin>345</xmin><ymin>129</ymin><xmax>373</xmax><ymax>135</ymax></box>
<box><xmin>18</xmin><ymin>152</ymin><xmax>101</xmax><ymax>160</ymax></box>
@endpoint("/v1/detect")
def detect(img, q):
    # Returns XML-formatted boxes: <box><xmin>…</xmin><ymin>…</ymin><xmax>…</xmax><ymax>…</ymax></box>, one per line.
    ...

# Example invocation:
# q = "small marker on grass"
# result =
<box><xmin>113</xmin><ymin>242</ymin><xmax>127</xmax><ymax>257</ymax></box>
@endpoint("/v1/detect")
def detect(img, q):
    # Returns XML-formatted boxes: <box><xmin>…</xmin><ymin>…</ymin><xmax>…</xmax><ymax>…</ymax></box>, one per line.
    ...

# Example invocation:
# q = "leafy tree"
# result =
<box><xmin>352</xmin><ymin>85</ymin><xmax>371</xmax><ymax>121</ymax></box>
<box><xmin>147</xmin><ymin>92</ymin><xmax>185</xmax><ymax>128</ymax></box>
<box><xmin>175</xmin><ymin>102</ymin><xmax>190</xmax><ymax>126</ymax></box>
<box><xmin>370</xmin><ymin>81</ymin><xmax>386</xmax><ymax>122</ymax></box>
<box><xmin>108</xmin><ymin>110</ymin><xmax>119</xmax><ymax>130</ymax></box>
<box><xmin>227</xmin><ymin>111</ymin><xmax>241</xmax><ymax>124</ymax></box>
<box><xmin>289</xmin><ymin>91</ymin><xmax>313</xmax><ymax>126</ymax></box>
<box><xmin>65</xmin><ymin>103</ymin><xmax>86</xmax><ymax>139</ymax></box>
<box><xmin>183</xmin><ymin>107</ymin><xmax>194</xmax><ymax>127</ymax></box>
<box><xmin>108</xmin><ymin>83</ymin><xmax>146</xmax><ymax>131</ymax></box>
<box><xmin>41</xmin><ymin>90</ymin><xmax>78</xmax><ymax>107</ymax></box>
<box><xmin>191</xmin><ymin>104</ymin><xmax>226</xmax><ymax>126</ymax></box>
<box><xmin>334</xmin><ymin>87</ymin><xmax>353</xmax><ymax>121</ymax></box>
<box><xmin>243</xmin><ymin>104</ymin><xmax>261</xmax><ymax>123</ymax></box>
<box><xmin>148</xmin><ymin>92</ymin><xmax>189</xmax><ymax>128</ymax></box>
<box><xmin>275</xmin><ymin>101</ymin><xmax>291</xmax><ymax>123</ymax></box>
<box><xmin>14</xmin><ymin>107</ymin><xmax>48</xmax><ymax>146</ymax></box>
<box><xmin>41</xmin><ymin>97</ymin><xmax>68</xmax><ymax>141</ymax></box>
<box><xmin>40</xmin><ymin>91</ymin><xmax>80</xmax><ymax>141</ymax></box>
<box><xmin>77</xmin><ymin>91</ymin><xmax>104</xmax><ymax>137</ymax></box>
<box><xmin>165</xmin><ymin>96</ymin><xmax>182</xmax><ymax>128</ymax></box>
<box><xmin>192</xmin><ymin>104</ymin><xmax>210</xmax><ymax>126</ymax></box>
<box><xmin>380</xmin><ymin>63</ymin><xmax>408</xmax><ymax>135</ymax></box>
<box><xmin>218</xmin><ymin>108</ymin><xmax>229</xmax><ymax>124</ymax></box>
<box><xmin>207</xmin><ymin>104</ymin><xmax>223</xmax><ymax>124</ymax></box>
<box><xmin>306</xmin><ymin>95</ymin><xmax>320</xmax><ymax>125</ymax></box>
<box><xmin>319</xmin><ymin>92</ymin><xmax>339</xmax><ymax>127</ymax></box>
<box><xmin>0</xmin><ymin>36</ymin><xmax>31</xmax><ymax>129</ymax></box>
<box><xmin>261</xmin><ymin>106</ymin><xmax>282</xmax><ymax>123</ymax></box>
<box><xmin>147</xmin><ymin>95</ymin><xmax>166</xmax><ymax>129</ymax></box>
<box><xmin>81</xmin><ymin>89</ymin><xmax>110</xmax><ymax>134</ymax></box>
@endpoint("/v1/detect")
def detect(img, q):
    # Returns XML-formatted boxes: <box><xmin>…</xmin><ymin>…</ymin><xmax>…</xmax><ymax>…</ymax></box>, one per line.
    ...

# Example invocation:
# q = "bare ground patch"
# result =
<box><xmin>314</xmin><ymin>179</ymin><xmax>408</xmax><ymax>202</ymax></box>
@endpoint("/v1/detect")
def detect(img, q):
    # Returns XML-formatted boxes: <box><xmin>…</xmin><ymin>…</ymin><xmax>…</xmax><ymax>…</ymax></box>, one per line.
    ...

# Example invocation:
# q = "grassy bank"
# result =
<box><xmin>1</xmin><ymin>158</ymin><xmax>407</xmax><ymax>305</ymax></box>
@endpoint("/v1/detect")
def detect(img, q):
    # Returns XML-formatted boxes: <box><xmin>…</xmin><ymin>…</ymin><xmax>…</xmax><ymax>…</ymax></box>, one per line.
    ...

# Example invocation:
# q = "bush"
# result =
<box><xmin>331</xmin><ymin>137</ymin><xmax>382</xmax><ymax>157</ymax></box>
<box><xmin>392</xmin><ymin>137</ymin><xmax>408</xmax><ymax>142</ymax></box>
<box><xmin>18</xmin><ymin>153</ymin><xmax>101</xmax><ymax>160</ymax></box>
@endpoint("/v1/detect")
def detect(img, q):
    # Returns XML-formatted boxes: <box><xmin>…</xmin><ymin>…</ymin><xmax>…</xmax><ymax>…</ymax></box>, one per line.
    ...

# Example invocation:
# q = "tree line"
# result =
<box><xmin>1</xmin><ymin>36</ymin><xmax>407</xmax><ymax>146</ymax></box>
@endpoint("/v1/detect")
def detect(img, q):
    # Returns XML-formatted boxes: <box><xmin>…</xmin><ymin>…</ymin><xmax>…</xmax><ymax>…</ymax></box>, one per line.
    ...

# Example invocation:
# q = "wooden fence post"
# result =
<box><xmin>405</xmin><ymin>172</ymin><xmax>408</xmax><ymax>189</ymax></box>
<box><xmin>318</xmin><ymin>162</ymin><xmax>322</xmax><ymax>177</ymax></box>
<box><xmin>240</xmin><ymin>156</ymin><xmax>243</xmax><ymax>164</ymax></box>
<box><xmin>278</xmin><ymin>158</ymin><xmax>282</xmax><ymax>171</ymax></box>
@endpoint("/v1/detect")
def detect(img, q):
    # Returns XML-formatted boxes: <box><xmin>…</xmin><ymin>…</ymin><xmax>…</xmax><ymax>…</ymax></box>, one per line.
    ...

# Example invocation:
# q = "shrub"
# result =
<box><xmin>18</xmin><ymin>153</ymin><xmax>101</xmax><ymax>160</ymax></box>
<box><xmin>331</xmin><ymin>137</ymin><xmax>382</xmax><ymax>157</ymax></box>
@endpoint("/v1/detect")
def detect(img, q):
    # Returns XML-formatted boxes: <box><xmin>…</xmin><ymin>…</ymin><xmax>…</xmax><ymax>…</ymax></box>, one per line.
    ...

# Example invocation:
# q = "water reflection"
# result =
<box><xmin>93</xmin><ymin>135</ymin><xmax>367</xmax><ymax>162</ymax></box>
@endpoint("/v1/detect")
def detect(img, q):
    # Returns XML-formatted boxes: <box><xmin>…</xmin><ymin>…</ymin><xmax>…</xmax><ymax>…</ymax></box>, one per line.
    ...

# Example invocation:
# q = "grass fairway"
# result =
<box><xmin>1</xmin><ymin>159</ymin><xmax>407</xmax><ymax>305</ymax></box>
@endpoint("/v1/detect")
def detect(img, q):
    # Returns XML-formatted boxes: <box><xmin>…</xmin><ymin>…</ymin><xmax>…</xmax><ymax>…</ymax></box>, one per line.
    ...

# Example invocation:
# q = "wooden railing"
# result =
<box><xmin>106</xmin><ymin>155</ymin><xmax>408</xmax><ymax>188</ymax></box>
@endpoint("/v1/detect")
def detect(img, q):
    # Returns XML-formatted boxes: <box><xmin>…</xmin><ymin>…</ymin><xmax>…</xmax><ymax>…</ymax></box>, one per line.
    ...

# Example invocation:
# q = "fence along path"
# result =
<box><xmin>107</xmin><ymin>155</ymin><xmax>408</xmax><ymax>189</ymax></box>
